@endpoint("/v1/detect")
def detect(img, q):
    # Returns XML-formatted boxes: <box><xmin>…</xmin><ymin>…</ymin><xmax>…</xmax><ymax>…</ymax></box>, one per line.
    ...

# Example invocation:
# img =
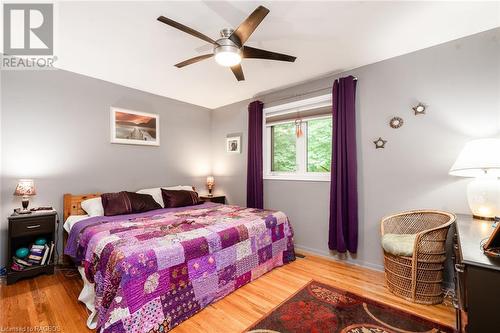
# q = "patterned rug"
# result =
<box><xmin>247</xmin><ymin>280</ymin><xmax>455</xmax><ymax>333</ymax></box>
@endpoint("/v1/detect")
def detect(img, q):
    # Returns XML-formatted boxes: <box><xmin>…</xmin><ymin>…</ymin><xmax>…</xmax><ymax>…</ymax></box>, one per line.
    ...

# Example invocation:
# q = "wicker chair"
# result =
<box><xmin>380</xmin><ymin>210</ymin><xmax>456</xmax><ymax>305</ymax></box>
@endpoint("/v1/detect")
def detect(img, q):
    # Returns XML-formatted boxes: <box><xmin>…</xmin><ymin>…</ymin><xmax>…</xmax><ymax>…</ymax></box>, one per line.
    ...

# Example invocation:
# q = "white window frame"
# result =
<box><xmin>263</xmin><ymin>94</ymin><xmax>332</xmax><ymax>182</ymax></box>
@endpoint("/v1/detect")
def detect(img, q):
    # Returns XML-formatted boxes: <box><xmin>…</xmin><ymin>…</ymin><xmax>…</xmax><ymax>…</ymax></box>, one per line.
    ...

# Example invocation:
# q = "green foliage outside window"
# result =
<box><xmin>272</xmin><ymin>123</ymin><xmax>296</xmax><ymax>172</ymax></box>
<box><xmin>307</xmin><ymin>118</ymin><xmax>332</xmax><ymax>172</ymax></box>
<box><xmin>271</xmin><ymin>117</ymin><xmax>332</xmax><ymax>174</ymax></box>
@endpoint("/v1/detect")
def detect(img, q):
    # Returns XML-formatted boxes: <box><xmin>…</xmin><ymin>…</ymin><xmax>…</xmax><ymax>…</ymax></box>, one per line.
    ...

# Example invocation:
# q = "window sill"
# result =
<box><xmin>264</xmin><ymin>174</ymin><xmax>331</xmax><ymax>182</ymax></box>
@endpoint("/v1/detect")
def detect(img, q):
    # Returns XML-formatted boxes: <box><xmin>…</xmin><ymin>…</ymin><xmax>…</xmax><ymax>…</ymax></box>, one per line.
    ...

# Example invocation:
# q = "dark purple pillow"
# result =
<box><xmin>101</xmin><ymin>191</ymin><xmax>132</xmax><ymax>216</ymax></box>
<box><xmin>161</xmin><ymin>189</ymin><xmax>202</xmax><ymax>208</ymax></box>
<box><xmin>125</xmin><ymin>191</ymin><xmax>161</xmax><ymax>213</ymax></box>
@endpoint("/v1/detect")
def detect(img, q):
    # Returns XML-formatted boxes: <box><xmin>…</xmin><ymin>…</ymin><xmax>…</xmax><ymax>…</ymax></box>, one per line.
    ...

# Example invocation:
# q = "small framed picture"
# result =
<box><xmin>226</xmin><ymin>136</ymin><xmax>241</xmax><ymax>154</ymax></box>
<box><xmin>110</xmin><ymin>107</ymin><xmax>160</xmax><ymax>146</ymax></box>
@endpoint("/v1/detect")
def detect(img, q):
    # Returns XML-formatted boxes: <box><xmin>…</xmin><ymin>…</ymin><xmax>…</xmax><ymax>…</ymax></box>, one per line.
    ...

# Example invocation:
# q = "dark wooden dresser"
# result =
<box><xmin>454</xmin><ymin>214</ymin><xmax>500</xmax><ymax>332</ymax></box>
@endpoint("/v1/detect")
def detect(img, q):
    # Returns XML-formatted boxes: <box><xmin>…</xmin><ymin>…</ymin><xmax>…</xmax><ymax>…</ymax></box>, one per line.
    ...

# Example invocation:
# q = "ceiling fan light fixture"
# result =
<box><xmin>214</xmin><ymin>44</ymin><xmax>241</xmax><ymax>67</ymax></box>
<box><xmin>215</xmin><ymin>51</ymin><xmax>241</xmax><ymax>67</ymax></box>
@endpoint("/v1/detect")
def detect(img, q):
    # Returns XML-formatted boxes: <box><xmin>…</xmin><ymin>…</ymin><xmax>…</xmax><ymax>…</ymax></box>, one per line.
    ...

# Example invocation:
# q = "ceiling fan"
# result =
<box><xmin>157</xmin><ymin>5</ymin><xmax>296</xmax><ymax>81</ymax></box>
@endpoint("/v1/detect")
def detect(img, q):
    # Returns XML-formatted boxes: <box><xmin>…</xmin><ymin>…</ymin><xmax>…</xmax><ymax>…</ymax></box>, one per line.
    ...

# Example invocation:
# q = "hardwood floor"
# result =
<box><xmin>0</xmin><ymin>251</ymin><xmax>455</xmax><ymax>332</ymax></box>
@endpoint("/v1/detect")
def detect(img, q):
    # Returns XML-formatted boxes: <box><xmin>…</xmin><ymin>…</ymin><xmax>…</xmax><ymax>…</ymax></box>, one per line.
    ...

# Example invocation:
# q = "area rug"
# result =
<box><xmin>247</xmin><ymin>280</ymin><xmax>455</xmax><ymax>333</ymax></box>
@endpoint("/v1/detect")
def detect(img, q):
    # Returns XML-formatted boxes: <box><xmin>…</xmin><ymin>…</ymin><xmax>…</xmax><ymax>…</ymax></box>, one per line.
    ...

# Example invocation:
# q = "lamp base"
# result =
<box><xmin>17</xmin><ymin>197</ymin><xmax>32</xmax><ymax>214</ymax></box>
<box><xmin>467</xmin><ymin>175</ymin><xmax>500</xmax><ymax>220</ymax></box>
<box><xmin>472</xmin><ymin>214</ymin><xmax>495</xmax><ymax>221</ymax></box>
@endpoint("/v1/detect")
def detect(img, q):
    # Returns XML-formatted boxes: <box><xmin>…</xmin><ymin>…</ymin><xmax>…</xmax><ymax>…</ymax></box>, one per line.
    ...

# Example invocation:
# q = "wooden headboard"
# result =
<box><xmin>63</xmin><ymin>193</ymin><xmax>100</xmax><ymax>222</ymax></box>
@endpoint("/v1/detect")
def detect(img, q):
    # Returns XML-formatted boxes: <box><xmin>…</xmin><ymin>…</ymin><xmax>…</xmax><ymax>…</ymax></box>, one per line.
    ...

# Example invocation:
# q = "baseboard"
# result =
<box><xmin>294</xmin><ymin>244</ymin><xmax>385</xmax><ymax>272</ymax></box>
<box><xmin>294</xmin><ymin>245</ymin><xmax>455</xmax><ymax>290</ymax></box>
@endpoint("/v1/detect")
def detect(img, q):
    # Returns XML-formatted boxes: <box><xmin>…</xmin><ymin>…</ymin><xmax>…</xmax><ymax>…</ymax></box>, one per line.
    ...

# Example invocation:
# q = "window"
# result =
<box><xmin>271</xmin><ymin>123</ymin><xmax>296</xmax><ymax>172</ymax></box>
<box><xmin>307</xmin><ymin>117</ymin><xmax>332</xmax><ymax>172</ymax></box>
<box><xmin>264</xmin><ymin>95</ymin><xmax>332</xmax><ymax>181</ymax></box>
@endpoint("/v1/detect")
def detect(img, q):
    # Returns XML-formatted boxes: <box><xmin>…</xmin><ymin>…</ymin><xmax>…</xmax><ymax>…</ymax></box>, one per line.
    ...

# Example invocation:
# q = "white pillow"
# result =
<box><xmin>136</xmin><ymin>185</ymin><xmax>194</xmax><ymax>208</ymax></box>
<box><xmin>63</xmin><ymin>215</ymin><xmax>90</xmax><ymax>233</ymax></box>
<box><xmin>81</xmin><ymin>197</ymin><xmax>104</xmax><ymax>217</ymax></box>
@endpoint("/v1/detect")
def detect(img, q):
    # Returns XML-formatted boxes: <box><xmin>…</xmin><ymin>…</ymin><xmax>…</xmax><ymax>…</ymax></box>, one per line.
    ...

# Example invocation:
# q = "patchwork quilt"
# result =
<box><xmin>65</xmin><ymin>202</ymin><xmax>295</xmax><ymax>333</ymax></box>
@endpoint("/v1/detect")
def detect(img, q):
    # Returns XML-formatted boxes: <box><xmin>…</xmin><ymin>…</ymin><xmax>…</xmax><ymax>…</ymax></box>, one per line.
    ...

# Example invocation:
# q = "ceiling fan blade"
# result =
<box><xmin>195</xmin><ymin>43</ymin><xmax>213</xmax><ymax>53</ymax></box>
<box><xmin>229</xmin><ymin>6</ymin><xmax>269</xmax><ymax>46</ymax></box>
<box><xmin>230</xmin><ymin>64</ymin><xmax>245</xmax><ymax>81</ymax></box>
<box><xmin>157</xmin><ymin>16</ymin><xmax>215</xmax><ymax>44</ymax></box>
<box><xmin>175</xmin><ymin>54</ymin><xmax>214</xmax><ymax>68</ymax></box>
<box><xmin>242</xmin><ymin>46</ymin><xmax>296</xmax><ymax>62</ymax></box>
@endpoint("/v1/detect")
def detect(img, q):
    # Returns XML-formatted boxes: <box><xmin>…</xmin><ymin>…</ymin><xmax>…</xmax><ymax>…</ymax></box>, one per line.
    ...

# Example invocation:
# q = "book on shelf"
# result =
<box><xmin>47</xmin><ymin>242</ymin><xmax>55</xmax><ymax>264</ymax></box>
<box><xmin>41</xmin><ymin>244</ymin><xmax>49</xmax><ymax>265</ymax></box>
<box><xmin>11</xmin><ymin>242</ymin><xmax>55</xmax><ymax>270</ymax></box>
<box><xmin>12</xmin><ymin>256</ymin><xmax>33</xmax><ymax>267</ymax></box>
<box><xmin>28</xmin><ymin>255</ymin><xmax>42</xmax><ymax>264</ymax></box>
<box><xmin>11</xmin><ymin>262</ymin><xmax>24</xmax><ymax>271</ymax></box>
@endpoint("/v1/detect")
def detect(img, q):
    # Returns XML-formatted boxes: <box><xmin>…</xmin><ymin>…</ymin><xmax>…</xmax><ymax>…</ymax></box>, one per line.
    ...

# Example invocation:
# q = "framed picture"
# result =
<box><xmin>226</xmin><ymin>136</ymin><xmax>241</xmax><ymax>154</ymax></box>
<box><xmin>110</xmin><ymin>107</ymin><xmax>160</xmax><ymax>146</ymax></box>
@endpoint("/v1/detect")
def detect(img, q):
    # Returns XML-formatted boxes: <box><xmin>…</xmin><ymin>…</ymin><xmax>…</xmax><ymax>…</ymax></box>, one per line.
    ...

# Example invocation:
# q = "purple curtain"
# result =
<box><xmin>329</xmin><ymin>76</ymin><xmax>358</xmax><ymax>253</ymax></box>
<box><xmin>247</xmin><ymin>100</ymin><xmax>264</xmax><ymax>209</ymax></box>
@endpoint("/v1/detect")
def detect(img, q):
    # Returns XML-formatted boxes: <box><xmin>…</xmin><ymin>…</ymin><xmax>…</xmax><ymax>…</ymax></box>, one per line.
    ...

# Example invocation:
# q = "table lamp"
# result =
<box><xmin>14</xmin><ymin>179</ymin><xmax>36</xmax><ymax>214</ymax></box>
<box><xmin>206</xmin><ymin>176</ymin><xmax>215</xmax><ymax>197</ymax></box>
<box><xmin>449</xmin><ymin>138</ymin><xmax>500</xmax><ymax>220</ymax></box>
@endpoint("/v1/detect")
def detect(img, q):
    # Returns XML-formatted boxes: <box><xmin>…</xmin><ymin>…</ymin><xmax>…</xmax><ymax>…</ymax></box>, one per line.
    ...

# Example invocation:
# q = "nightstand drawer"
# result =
<box><xmin>10</xmin><ymin>216</ymin><xmax>54</xmax><ymax>237</ymax></box>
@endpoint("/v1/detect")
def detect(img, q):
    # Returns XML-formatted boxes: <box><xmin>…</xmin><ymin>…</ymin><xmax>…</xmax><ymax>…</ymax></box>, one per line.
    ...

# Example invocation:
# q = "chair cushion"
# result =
<box><xmin>381</xmin><ymin>233</ymin><xmax>417</xmax><ymax>257</ymax></box>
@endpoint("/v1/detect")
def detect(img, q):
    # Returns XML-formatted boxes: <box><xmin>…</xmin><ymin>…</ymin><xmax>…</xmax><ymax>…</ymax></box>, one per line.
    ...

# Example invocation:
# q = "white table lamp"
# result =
<box><xmin>449</xmin><ymin>138</ymin><xmax>500</xmax><ymax>220</ymax></box>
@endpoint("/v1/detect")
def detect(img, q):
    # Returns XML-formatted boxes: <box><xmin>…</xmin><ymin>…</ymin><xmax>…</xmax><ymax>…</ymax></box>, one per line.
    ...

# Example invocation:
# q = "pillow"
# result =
<box><xmin>167</xmin><ymin>185</ymin><xmax>196</xmax><ymax>191</ymax></box>
<box><xmin>125</xmin><ymin>191</ymin><xmax>162</xmax><ymax>213</ymax></box>
<box><xmin>101</xmin><ymin>192</ymin><xmax>132</xmax><ymax>216</ymax></box>
<box><xmin>161</xmin><ymin>189</ymin><xmax>202</xmax><ymax>208</ymax></box>
<box><xmin>101</xmin><ymin>191</ymin><xmax>162</xmax><ymax>216</ymax></box>
<box><xmin>81</xmin><ymin>197</ymin><xmax>104</xmax><ymax>217</ymax></box>
<box><xmin>381</xmin><ymin>234</ymin><xmax>417</xmax><ymax>257</ymax></box>
<box><xmin>137</xmin><ymin>185</ymin><xmax>194</xmax><ymax>207</ymax></box>
<box><xmin>63</xmin><ymin>215</ymin><xmax>89</xmax><ymax>233</ymax></box>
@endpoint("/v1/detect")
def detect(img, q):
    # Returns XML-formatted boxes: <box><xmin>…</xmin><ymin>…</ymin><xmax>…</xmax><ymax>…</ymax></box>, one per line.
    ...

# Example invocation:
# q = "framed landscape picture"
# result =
<box><xmin>110</xmin><ymin>107</ymin><xmax>160</xmax><ymax>146</ymax></box>
<box><xmin>226</xmin><ymin>135</ymin><xmax>241</xmax><ymax>153</ymax></box>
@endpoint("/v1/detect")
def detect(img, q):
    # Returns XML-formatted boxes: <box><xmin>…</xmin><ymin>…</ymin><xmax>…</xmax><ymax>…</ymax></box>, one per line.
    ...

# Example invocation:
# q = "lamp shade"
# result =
<box><xmin>14</xmin><ymin>179</ymin><xmax>36</xmax><ymax>196</ymax></box>
<box><xmin>206</xmin><ymin>176</ymin><xmax>215</xmax><ymax>187</ymax></box>
<box><xmin>449</xmin><ymin>138</ymin><xmax>500</xmax><ymax>178</ymax></box>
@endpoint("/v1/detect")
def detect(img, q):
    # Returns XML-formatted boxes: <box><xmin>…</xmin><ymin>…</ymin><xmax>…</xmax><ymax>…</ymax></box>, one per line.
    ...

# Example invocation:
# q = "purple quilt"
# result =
<box><xmin>65</xmin><ymin>202</ymin><xmax>295</xmax><ymax>332</ymax></box>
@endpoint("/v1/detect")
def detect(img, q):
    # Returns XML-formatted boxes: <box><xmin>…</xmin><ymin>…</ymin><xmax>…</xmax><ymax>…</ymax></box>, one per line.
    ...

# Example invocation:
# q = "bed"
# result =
<box><xmin>63</xmin><ymin>192</ymin><xmax>295</xmax><ymax>333</ymax></box>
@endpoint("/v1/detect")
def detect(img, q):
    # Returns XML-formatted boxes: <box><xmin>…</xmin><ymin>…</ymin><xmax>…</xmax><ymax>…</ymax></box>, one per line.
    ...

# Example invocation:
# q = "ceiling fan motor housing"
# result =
<box><xmin>220</xmin><ymin>28</ymin><xmax>234</xmax><ymax>38</ymax></box>
<box><xmin>214</xmin><ymin>37</ymin><xmax>242</xmax><ymax>67</ymax></box>
<box><xmin>214</xmin><ymin>37</ymin><xmax>241</xmax><ymax>53</ymax></box>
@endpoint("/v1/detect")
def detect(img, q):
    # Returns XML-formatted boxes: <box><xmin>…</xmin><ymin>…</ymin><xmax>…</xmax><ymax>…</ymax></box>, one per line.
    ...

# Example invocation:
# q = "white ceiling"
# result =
<box><xmin>54</xmin><ymin>1</ymin><xmax>500</xmax><ymax>109</ymax></box>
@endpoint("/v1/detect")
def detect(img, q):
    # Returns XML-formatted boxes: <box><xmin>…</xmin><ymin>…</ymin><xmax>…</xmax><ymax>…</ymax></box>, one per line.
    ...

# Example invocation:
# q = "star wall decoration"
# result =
<box><xmin>373</xmin><ymin>137</ymin><xmax>387</xmax><ymax>149</ymax></box>
<box><xmin>389</xmin><ymin>116</ymin><xmax>404</xmax><ymax>129</ymax></box>
<box><xmin>412</xmin><ymin>103</ymin><xmax>426</xmax><ymax>115</ymax></box>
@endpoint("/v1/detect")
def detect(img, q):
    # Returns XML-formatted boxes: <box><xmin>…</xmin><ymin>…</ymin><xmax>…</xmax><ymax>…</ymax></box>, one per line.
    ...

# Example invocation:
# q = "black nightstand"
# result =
<box><xmin>200</xmin><ymin>195</ymin><xmax>226</xmax><ymax>204</ymax></box>
<box><xmin>7</xmin><ymin>210</ymin><xmax>57</xmax><ymax>285</ymax></box>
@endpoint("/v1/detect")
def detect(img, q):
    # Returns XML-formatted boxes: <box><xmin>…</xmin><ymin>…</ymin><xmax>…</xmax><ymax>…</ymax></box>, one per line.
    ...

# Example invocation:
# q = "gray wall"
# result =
<box><xmin>211</xmin><ymin>28</ymin><xmax>500</xmax><ymax>272</ymax></box>
<box><xmin>1</xmin><ymin>70</ymin><xmax>212</xmax><ymax>267</ymax></box>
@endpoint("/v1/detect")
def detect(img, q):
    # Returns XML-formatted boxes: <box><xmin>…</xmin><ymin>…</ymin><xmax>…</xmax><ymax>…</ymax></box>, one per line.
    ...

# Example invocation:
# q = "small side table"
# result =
<box><xmin>200</xmin><ymin>195</ymin><xmax>226</xmax><ymax>204</ymax></box>
<box><xmin>7</xmin><ymin>210</ymin><xmax>57</xmax><ymax>285</ymax></box>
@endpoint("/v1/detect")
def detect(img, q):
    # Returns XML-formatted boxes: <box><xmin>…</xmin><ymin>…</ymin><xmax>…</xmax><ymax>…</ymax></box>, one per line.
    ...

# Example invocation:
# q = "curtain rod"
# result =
<box><xmin>263</xmin><ymin>76</ymin><xmax>357</xmax><ymax>105</ymax></box>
